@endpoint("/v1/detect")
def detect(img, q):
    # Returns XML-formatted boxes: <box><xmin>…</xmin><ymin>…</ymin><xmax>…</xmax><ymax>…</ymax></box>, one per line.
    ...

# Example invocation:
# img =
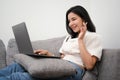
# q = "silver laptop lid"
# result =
<box><xmin>12</xmin><ymin>22</ymin><xmax>34</xmax><ymax>54</ymax></box>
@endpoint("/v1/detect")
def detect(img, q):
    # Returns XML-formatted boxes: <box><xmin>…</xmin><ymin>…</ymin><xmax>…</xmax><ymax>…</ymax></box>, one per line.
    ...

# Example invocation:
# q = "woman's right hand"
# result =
<box><xmin>78</xmin><ymin>22</ymin><xmax>87</xmax><ymax>40</ymax></box>
<box><xmin>34</xmin><ymin>49</ymin><xmax>53</xmax><ymax>56</ymax></box>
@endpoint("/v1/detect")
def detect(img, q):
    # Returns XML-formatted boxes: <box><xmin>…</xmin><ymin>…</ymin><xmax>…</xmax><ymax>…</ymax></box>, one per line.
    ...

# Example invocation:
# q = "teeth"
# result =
<box><xmin>72</xmin><ymin>26</ymin><xmax>75</xmax><ymax>28</ymax></box>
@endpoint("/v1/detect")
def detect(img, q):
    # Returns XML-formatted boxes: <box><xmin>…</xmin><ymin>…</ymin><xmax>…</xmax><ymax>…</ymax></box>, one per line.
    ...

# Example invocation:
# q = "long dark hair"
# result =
<box><xmin>66</xmin><ymin>5</ymin><xmax>96</xmax><ymax>38</ymax></box>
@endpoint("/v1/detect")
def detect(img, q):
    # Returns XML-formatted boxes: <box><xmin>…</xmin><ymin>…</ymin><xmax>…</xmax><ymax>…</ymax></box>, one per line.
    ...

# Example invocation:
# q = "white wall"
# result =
<box><xmin>89</xmin><ymin>0</ymin><xmax>120</xmax><ymax>49</ymax></box>
<box><xmin>0</xmin><ymin>0</ymin><xmax>120</xmax><ymax>49</ymax></box>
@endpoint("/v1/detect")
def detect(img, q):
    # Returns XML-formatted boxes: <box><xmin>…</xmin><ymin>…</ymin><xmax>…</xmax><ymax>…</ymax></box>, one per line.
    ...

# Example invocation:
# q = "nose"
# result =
<box><xmin>69</xmin><ymin>21</ymin><xmax>74</xmax><ymax>28</ymax></box>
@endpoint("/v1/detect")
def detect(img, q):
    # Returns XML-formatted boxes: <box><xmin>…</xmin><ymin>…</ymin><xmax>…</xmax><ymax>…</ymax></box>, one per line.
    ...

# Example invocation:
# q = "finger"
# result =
<box><xmin>34</xmin><ymin>50</ymin><xmax>38</xmax><ymax>53</ymax></box>
<box><xmin>83</xmin><ymin>22</ymin><xmax>87</xmax><ymax>27</ymax></box>
<box><xmin>80</xmin><ymin>27</ymin><xmax>84</xmax><ymax>32</ymax></box>
<box><xmin>34</xmin><ymin>49</ymin><xmax>42</xmax><ymax>54</ymax></box>
<box><xmin>38</xmin><ymin>53</ymin><xmax>42</xmax><ymax>55</ymax></box>
<box><xmin>83</xmin><ymin>22</ymin><xmax>87</xmax><ymax>30</ymax></box>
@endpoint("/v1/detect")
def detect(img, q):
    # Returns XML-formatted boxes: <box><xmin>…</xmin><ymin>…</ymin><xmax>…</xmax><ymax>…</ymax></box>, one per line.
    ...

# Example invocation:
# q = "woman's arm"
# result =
<box><xmin>78</xmin><ymin>40</ymin><xmax>97</xmax><ymax>70</ymax></box>
<box><xmin>34</xmin><ymin>49</ymin><xmax>65</xmax><ymax>59</ymax></box>
<box><xmin>78</xmin><ymin>22</ymin><xmax>97</xmax><ymax>70</ymax></box>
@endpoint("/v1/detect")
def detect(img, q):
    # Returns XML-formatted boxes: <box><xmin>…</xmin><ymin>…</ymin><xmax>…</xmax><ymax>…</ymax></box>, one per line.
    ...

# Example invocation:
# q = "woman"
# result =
<box><xmin>0</xmin><ymin>5</ymin><xmax>102</xmax><ymax>80</ymax></box>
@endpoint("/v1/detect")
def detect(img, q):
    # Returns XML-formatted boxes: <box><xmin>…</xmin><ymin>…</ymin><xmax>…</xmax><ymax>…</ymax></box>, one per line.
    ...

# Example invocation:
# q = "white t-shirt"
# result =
<box><xmin>59</xmin><ymin>31</ymin><xmax>102</xmax><ymax>67</ymax></box>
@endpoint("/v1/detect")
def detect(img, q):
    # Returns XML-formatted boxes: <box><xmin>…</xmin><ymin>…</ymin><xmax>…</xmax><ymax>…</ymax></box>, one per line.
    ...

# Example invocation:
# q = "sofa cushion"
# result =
<box><xmin>13</xmin><ymin>54</ymin><xmax>76</xmax><ymax>79</ymax></box>
<box><xmin>97</xmin><ymin>49</ymin><xmax>120</xmax><ymax>80</ymax></box>
<box><xmin>6</xmin><ymin>36</ymin><xmax>65</xmax><ymax>65</ymax></box>
<box><xmin>6</xmin><ymin>38</ymin><xmax>19</xmax><ymax>65</ymax></box>
<box><xmin>0</xmin><ymin>39</ymin><xmax>6</xmax><ymax>69</ymax></box>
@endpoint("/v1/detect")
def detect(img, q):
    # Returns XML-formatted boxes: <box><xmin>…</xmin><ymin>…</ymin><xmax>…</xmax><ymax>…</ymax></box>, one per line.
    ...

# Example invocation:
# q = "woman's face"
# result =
<box><xmin>68</xmin><ymin>12</ymin><xmax>83</xmax><ymax>33</ymax></box>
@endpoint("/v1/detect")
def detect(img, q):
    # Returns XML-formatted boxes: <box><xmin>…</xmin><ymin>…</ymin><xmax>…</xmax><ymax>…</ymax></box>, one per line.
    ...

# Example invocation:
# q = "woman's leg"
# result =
<box><xmin>66</xmin><ymin>62</ymin><xmax>85</xmax><ymax>80</ymax></box>
<box><xmin>0</xmin><ymin>72</ymin><xmax>33</xmax><ymax>80</ymax></box>
<box><xmin>0</xmin><ymin>62</ymin><xmax>26</xmax><ymax>77</ymax></box>
<box><xmin>0</xmin><ymin>62</ymin><xmax>42</xmax><ymax>80</ymax></box>
<box><xmin>47</xmin><ymin>61</ymin><xmax>85</xmax><ymax>80</ymax></box>
<box><xmin>42</xmin><ymin>61</ymin><xmax>85</xmax><ymax>80</ymax></box>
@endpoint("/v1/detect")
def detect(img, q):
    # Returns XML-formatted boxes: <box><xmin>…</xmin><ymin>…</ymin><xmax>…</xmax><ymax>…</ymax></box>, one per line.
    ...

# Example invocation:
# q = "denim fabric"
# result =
<box><xmin>0</xmin><ymin>63</ymin><xmax>33</xmax><ymax>80</ymax></box>
<box><xmin>65</xmin><ymin>61</ymin><xmax>85</xmax><ymax>80</ymax></box>
<box><xmin>0</xmin><ymin>62</ymin><xmax>85</xmax><ymax>80</ymax></box>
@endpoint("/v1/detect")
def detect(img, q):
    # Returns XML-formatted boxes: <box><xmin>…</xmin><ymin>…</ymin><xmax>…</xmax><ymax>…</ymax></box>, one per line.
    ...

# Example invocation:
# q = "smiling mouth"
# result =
<box><xmin>72</xmin><ymin>26</ymin><xmax>77</xmax><ymax>30</ymax></box>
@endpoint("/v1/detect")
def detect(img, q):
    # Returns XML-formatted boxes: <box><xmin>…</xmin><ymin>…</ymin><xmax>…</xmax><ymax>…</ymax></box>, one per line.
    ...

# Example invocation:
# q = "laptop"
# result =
<box><xmin>12</xmin><ymin>22</ymin><xmax>60</xmax><ymax>58</ymax></box>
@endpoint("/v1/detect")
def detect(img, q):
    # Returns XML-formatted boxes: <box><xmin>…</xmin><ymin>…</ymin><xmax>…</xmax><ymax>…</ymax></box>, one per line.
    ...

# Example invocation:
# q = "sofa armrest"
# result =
<box><xmin>98</xmin><ymin>49</ymin><xmax>120</xmax><ymax>80</ymax></box>
<box><xmin>0</xmin><ymin>39</ymin><xmax>6</xmax><ymax>69</ymax></box>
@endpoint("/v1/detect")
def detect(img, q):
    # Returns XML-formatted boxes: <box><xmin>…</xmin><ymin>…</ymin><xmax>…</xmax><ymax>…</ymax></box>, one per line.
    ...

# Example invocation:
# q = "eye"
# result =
<box><xmin>68</xmin><ymin>17</ymin><xmax>77</xmax><ymax>24</ymax></box>
<box><xmin>71</xmin><ymin>17</ymin><xmax>77</xmax><ymax>21</ymax></box>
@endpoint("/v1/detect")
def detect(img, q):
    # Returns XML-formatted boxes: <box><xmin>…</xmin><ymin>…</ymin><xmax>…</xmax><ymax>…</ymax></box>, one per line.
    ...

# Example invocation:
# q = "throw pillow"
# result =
<box><xmin>13</xmin><ymin>54</ymin><xmax>76</xmax><ymax>79</ymax></box>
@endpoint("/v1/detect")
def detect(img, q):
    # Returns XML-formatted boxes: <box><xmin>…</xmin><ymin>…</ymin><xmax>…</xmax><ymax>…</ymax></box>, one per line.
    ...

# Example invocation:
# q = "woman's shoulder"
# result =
<box><xmin>85</xmin><ymin>31</ymin><xmax>102</xmax><ymax>40</ymax></box>
<box><xmin>86</xmin><ymin>31</ymin><xmax>101</xmax><ymax>37</ymax></box>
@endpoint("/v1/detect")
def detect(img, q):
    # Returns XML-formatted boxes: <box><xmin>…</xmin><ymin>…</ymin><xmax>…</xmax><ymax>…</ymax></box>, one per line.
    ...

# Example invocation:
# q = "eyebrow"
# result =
<box><xmin>68</xmin><ymin>17</ymin><xmax>77</xmax><ymax>21</ymax></box>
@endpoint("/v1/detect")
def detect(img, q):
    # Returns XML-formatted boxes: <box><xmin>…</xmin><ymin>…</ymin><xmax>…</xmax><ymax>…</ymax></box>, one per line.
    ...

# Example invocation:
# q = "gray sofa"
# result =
<box><xmin>0</xmin><ymin>36</ymin><xmax>120</xmax><ymax>80</ymax></box>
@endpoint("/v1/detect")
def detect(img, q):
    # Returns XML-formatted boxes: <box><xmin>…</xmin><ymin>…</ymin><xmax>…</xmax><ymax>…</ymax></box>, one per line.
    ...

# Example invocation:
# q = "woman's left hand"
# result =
<box><xmin>78</xmin><ymin>22</ymin><xmax>87</xmax><ymax>40</ymax></box>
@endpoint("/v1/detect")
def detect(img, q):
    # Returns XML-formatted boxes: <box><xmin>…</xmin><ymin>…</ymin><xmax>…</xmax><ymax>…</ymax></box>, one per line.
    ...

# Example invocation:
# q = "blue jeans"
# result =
<box><xmin>0</xmin><ymin>62</ymin><xmax>85</xmax><ymax>80</ymax></box>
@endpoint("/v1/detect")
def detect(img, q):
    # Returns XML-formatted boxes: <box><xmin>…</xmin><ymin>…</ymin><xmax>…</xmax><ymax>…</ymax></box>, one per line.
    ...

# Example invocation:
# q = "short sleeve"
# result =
<box><xmin>85</xmin><ymin>33</ymin><xmax>102</xmax><ymax>60</ymax></box>
<box><xmin>59</xmin><ymin>35</ymin><xmax>70</xmax><ymax>53</ymax></box>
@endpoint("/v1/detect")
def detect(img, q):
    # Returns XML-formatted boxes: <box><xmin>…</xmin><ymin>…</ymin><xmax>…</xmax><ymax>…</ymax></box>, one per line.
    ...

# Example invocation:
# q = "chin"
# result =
<box><xmin>73</xmin><ymin>30</ymin><xmax>79</xmax><ymax>33</ymax></box>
